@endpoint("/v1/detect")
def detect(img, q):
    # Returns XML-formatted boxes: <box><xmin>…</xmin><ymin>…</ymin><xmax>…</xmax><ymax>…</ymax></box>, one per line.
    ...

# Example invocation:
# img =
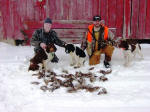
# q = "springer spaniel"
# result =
<box><xmin>65</xmin><ymin>44</ymin><xmax>86</xmax><ymax>67</ymax></box>
<box><xmin>28</xmin><ymin>44</ymin><xmax>57</xmax><ymax>71</ymax></box>
<box><xmin>118</xmin><ymin>39</ymin><xmax>143</xmax><ymax>66</ymax></box>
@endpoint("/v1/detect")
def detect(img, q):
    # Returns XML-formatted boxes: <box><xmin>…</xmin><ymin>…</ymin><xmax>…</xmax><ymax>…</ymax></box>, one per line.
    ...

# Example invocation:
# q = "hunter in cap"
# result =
<box><xmin>31</xmin><ymin>18</ymin><xmax>66</xmax><ymax>63</ymax></box>
<box><xmin>81</xmin><ymin>15</ymin><xmax>115</xmax><ymax>68</ymax></box>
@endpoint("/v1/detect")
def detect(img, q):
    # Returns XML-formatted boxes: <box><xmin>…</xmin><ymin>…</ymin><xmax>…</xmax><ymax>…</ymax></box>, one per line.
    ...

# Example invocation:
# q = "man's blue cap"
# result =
<box><xmin>44</xmin><ymin>18</ymin><xmax>52</xmax><ymax>24</ymax></box>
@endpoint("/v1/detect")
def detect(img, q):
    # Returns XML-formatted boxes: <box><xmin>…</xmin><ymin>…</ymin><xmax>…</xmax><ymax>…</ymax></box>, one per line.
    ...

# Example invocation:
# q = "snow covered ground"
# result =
<box><xmin>0</xmin><ymin>42</ymin><xmax>150</xmax><ymax>112</ymax></box>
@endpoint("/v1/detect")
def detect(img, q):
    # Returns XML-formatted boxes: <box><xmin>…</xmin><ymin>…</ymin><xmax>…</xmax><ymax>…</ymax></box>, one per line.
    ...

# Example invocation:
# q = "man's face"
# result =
<box><xmin>93</xmin><ymin>20</ymin><xmax>101</xmax><ymax>27</ymax></box>
<box><xmin>44</xmin><ymin>23</ymin><xmax>52</xmax><ymax>32</ymax></box>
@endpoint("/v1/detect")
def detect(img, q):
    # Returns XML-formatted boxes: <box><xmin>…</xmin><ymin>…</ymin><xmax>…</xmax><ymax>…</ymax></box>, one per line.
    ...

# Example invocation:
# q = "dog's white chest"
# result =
<box><xmin>122</xmin><ymin>44</ymin><xmax>143</xmax><ymax>66</ymax></box>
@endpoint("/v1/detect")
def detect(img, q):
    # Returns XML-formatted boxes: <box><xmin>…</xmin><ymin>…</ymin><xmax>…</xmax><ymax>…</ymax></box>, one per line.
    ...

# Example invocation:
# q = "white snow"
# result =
<box><xmin>0</xmin><ymin>42</ymin><xmax>150</xmax><ymax>112</ymax></box>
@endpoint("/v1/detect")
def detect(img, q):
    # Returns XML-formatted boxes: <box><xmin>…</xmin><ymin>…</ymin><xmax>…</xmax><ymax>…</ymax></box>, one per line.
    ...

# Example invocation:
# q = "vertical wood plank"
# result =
<box><xmin>1</xmin><ymin>0</ymin><xmax>6</xmax><ymax>38</ymax></box>
<box><xmin>76</xmin><ymin>0</ymin><xmax>84</xmax><ymax>20</ymax></box>
<box><xmin>20</xmin><ymin>0</ymin><xmax>27</xmax><ymax>20</ymax></box>
<box><xmin>107</xmin><ymin>0</ymin><xmax>116</xmax><ymax>27</ymax></box>
<box><xmin>0</xmin><ymin>0</ymin><xmax>4</xmax><ymax>38</ymax></box>
<box><xmin>69</xmin><ymin>0</ymin><xmax>77</xmax><ymax>20</ymax></box>
<box><xmin>49</xmin><ymin>0</ymin><xmax>57</xmax><ymax>19</ymax></box>
<box><xmin>15</xmin><ymin>1</ymin><xmax>24</xmax><ymax>39</ymax></box>
<box><xmin>26</xmin><ymin>0</ymin><xmax>34</xmax><ymax>20</ymax></box>
<box><xmin>11</xmin><ymin>1</ymin><xmax>21</xmax><ymax>39</ymax></box>
<box><xmin>4</xmin><ymin>0</ymin><xmax>13</xmax><ymax>39</ymax></box>
<box><xmin>55</xmin><ymin>0</ymin><xmax>63</xmax><ymax>20</ymax></box>
<box><xmin>0</xmin><ymin>17</ymin><xmax>4</xmax><ymax>38</ymax></box>
<box><xmin>34</xmin><ymin>0</ymin><xmax>41</xmax><ymax>21</ymax></box>
<box><xmin>85</xmin><ymin>0</ymin><xmax>93</xmax><ymax>20</ymax></box>
<box><xmin>81</xmin><ymin>0</ymin><xmax>85</xmax><ymax>20</ymax></box>
<box><xmin>123</xmin><ymin>0</ymin><xmax>131</xmax><ymax>38</ymax></box>
<box><xmin>92</xmin><ymin>0</ymin><xmax>100</xmax><ymax>16</ymax></box>
<box><xmin>62</xmin><ymin>0</ymin><xmax>70</xmax><ymax>20</ymax></box>
<box><xmin>0</xmin><ymin>0</ymin><xmax>7</xmax><ymax>38</ymax></box>
<box><xmin>9</xmin><ymin>0</ymin><xmax>16</xmax><ymax>39</ymax></box>
<box><xmin>130</xmin><ymin>0</ymin><xmax>139</xmax><ymax>38</ymax></box>
<box><xmin>45</xmin><ymin>0</ymin><xmax>49</xmax><ymax>18</ymax></box>
<box><xmin>100</xmin><ymin>0</ymin><xmax>108</xmax><ymax>24</ymax></box>
<box><xmin>97</xmin><ymin>0</ymin><xmax>100</xmax><ymax>15</ymax></box>
<box><xmin>145</xmin><ymin>0</ymin><xmax>150</xmax><ymax>38</ymax></box>
<box><xmin>0</xmin><ymin>17</ymin><xmax>3</xmax><ymax>38</ymax></box>
<box><xmin>138</xmin><ymin>0</ymin><xmax>147</xmax><ymax>39</ymax></box>
<box><xmin>116</xmin><ymin>0</ymin><xmax>124</xmax><ymax>37</ymax></box>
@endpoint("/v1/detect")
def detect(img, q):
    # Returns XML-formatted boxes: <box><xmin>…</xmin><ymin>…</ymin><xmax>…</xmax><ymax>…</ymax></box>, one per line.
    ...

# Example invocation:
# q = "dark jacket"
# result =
<box><xmin>31</xmin><ymin>28</ymin><xmax>66</xmax><ymax>52</ymax></box>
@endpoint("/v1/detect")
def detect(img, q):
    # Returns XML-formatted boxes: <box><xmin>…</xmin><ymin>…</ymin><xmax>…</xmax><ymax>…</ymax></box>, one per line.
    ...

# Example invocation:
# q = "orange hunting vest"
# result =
<box><xmin>87</xmin><ymin>24</ymin><xmax>108</xmax><ymax>43</ymax></box>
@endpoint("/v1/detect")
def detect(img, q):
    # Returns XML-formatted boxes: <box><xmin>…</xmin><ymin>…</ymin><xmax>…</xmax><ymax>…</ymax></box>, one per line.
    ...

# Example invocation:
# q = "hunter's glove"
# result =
<box><xmin>98</xmin><ymin>41</ymin><xmax>107</xmax><ymax>49</ymax></box>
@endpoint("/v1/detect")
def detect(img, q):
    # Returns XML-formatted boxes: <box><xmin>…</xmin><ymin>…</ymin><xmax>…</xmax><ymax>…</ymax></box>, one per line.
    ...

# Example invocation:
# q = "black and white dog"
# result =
<box><xmin>65</xmin><ymin>44</ymin><xmax>86</xmax><ymax>67</ymax></box>
<box><xmin>118</xmin><ymin>39</ymin><xmax>143</xmax><ymax>66</ymax></box>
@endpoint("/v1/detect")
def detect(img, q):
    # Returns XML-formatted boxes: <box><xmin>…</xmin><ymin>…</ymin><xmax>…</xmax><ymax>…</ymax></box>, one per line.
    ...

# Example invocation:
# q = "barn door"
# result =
<box><xmin>47</xmin><ymin>0</ymin><xmax>100</xmax><ymax>21</ymax></box>
<box><xmin>46</xmin><ymin>0</ymin><xmax>101</xmax><ymax>43</ymax></box>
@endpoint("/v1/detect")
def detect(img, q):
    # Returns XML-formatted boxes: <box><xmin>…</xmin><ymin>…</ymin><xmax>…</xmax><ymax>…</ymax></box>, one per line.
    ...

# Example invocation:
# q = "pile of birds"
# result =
<box><xmin>31</xmin><ymin>67</ymin><xmax>112</xmax><ymax>95</ymax></box>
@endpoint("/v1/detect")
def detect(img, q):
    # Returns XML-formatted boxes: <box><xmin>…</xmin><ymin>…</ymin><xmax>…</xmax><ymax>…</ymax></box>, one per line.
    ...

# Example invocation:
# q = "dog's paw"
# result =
<box><xmin>139</xmin><ymin>57</ymin><xmax>144</xmax><ymax>61</ymax></box>
<box><xmin>70</xmin><ymin>63</ymin><xmax>76</xmax><ymax>66</ymax></box>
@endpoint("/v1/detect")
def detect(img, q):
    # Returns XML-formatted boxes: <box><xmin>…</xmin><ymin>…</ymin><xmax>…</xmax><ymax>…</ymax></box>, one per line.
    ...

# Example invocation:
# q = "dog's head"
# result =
<box><xmin>65</xmin><ymin>44</ymin><xmax>75</xmax><ymax>54</ymax></box>
<box><xmin>118</xmin><ymin>40</ymin><xmax>129</xmax><ymax>50</ymax></box>
<box><xmin>46</xmin><ymin>44</ymin><xmax>57</xmax><ymax>53</ymax></box>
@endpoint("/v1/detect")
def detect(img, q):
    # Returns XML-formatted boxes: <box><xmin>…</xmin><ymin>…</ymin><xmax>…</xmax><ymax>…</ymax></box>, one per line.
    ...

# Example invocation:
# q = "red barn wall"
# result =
<box><xmin>0</xmin><ymin>0</ymin><xmax>150</xmax><ymax>40</ymax></box>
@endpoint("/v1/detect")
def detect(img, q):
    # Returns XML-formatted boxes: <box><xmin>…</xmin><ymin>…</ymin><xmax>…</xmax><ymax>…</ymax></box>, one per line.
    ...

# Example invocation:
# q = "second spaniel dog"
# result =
<box><xmin>65</xmin><ymin>44</ymin><xmax>86</xmax><ymax>67</ymax></box>
<box><xmin>28</xmin><ymin>43</ymin><xmax>57</xmax><ymax>71</ymax></box>
<box><xmin>118</xmin><ymin>39</ymin><xmax>143</xmax><ymax>66</ymax></box>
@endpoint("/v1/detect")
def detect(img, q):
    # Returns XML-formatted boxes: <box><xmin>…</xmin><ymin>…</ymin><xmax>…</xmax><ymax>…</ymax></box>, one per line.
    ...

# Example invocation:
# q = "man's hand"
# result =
<box><xmin>40</xmin><ymin>43</ymin><xmax>46</xmax><ymax>49</ymax></box>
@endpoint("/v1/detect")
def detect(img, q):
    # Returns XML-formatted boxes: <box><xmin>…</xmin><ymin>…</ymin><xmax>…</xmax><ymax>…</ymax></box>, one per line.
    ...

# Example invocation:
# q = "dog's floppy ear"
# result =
<box><xmin>120</xmin><ymin>40</ymin><xmax>129</xmax><ymax>50</ymax></box>
<box><xmin>65</xmin><ymin>44</ymin><xmax>75</xmax><ymax>53</ymax></box>
<box><xmin>65</xmin><ymin>44</ymin><xmax>69</xmax><ymax>53</ymax></box>
<box><xmin>46</xmin><ymin>44</ymin><xmax>57</xmax><ymax>53</ymax></box>
<box><xmin>69</xmin><ymin>44</ymin><xmax>75</xmax><ymax>52</ymax></box>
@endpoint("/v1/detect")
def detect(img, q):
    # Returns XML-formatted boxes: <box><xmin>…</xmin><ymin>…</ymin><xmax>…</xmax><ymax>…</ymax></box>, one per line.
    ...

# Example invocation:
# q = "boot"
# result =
<box><xmin>104</xmin><ymin>60</ymin><xmax>111</xmax><ymax>68</ymax></box>
<box><xmin>51</xmin><ymin>53</ymin><xmax>59</xmax><ymax>63</ymax></box>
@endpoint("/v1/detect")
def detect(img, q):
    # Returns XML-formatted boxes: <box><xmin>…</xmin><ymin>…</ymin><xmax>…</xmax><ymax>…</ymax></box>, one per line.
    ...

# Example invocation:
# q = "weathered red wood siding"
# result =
<box><xmin>123</xmin><ymin>0</ymin><xmax>131</xmax><ymax>38</ymax></box>
<box><xmin>145</xmin><ymin>0</ymin><xmax>150</xmax><ymax>38</ymax></box>
<box><xmin>0</xmin><ymin>0</ymin><xmax>150</xmax><ymax>40</ymax></box>
<box><xmin>131</xmin><ymin>0</ymin><xmax>139</xmax><ymax>39</ymax></box>
<box><xmin>138</xmin><ymin>0</ymin><xmax>147</xmax><ymax>39</ymax></box>
<box><xmin>116</xmin><ymin>0</ymin><xmax>124</xmax><ymax>37</ymax></box>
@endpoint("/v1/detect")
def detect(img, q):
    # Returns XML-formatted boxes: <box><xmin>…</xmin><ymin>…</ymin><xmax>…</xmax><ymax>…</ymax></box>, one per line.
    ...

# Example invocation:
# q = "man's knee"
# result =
<box><xmin>104</xmin><ymin>45</ymin><xmax>114</xmax><ymax>55</ymax></box>
<box><xmin>89</xmin><ymin>51</ymin><xmax>101</xmax><ymax>65</ymax></box>
<box><xmin>104</xmin><ymin>45</ymin><xmax>114</xmax><ymax>62</ymax></box>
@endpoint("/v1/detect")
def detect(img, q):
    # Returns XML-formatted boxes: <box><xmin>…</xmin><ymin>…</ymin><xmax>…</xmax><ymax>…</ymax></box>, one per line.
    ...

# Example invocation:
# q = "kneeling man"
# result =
<box><xmin>81</xmin><ymin>15</ymin><xmax>115</xmax><ymax>68</ymax></box>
